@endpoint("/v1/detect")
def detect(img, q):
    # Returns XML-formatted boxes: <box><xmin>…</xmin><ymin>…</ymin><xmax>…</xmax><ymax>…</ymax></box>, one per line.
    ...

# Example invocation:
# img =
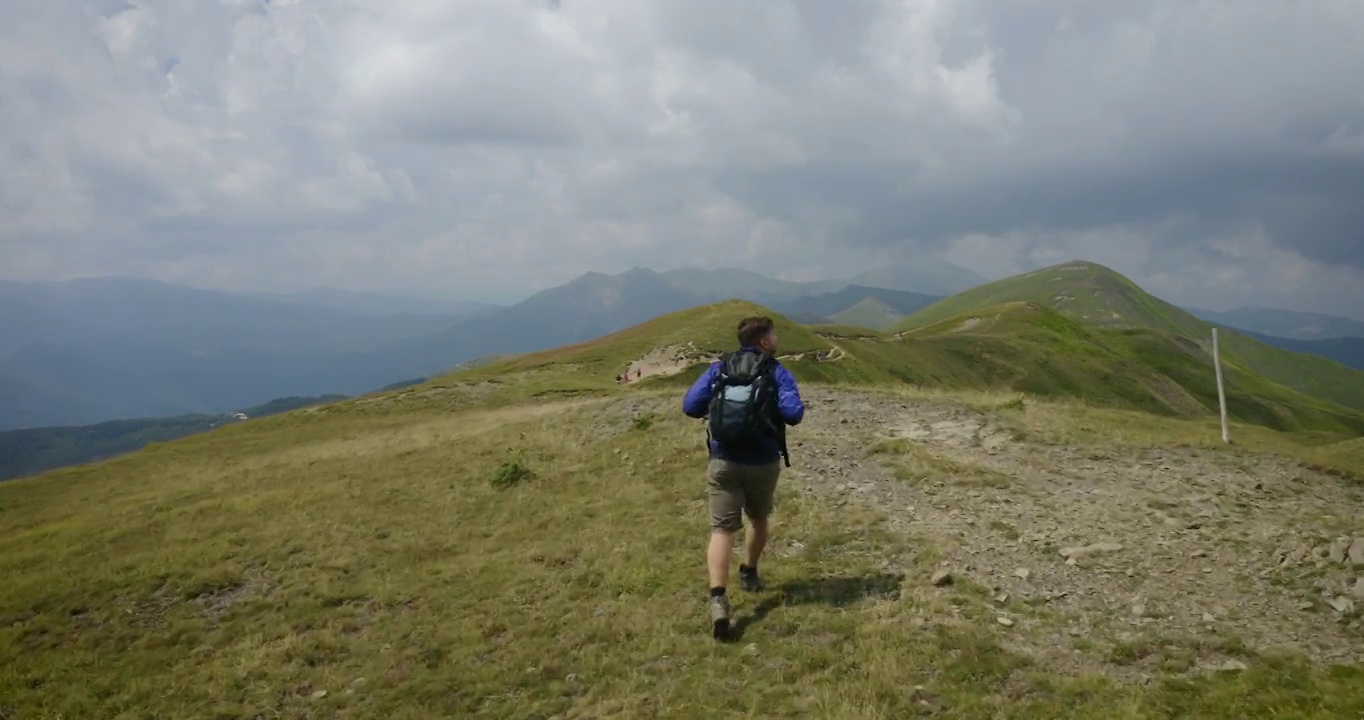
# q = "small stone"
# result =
<box><xmin>1328</xmin><ymin>537</ymin><xmax>1351</xmax><ymax>564</ymax></box>
<box><xmin>931</xmin><ymin>570</ymin><xmax>954</xmax><ymax>587</ymax></box>
<box><xmin>566</xmin><ymin>673</ymin><xmax>580</xmax><ymax>682</ymax></box>
<box><xmin>994</xmin><ymin>592</ymin><xmax>1010</xmax><ymax>604</ymax></box>
<box><xmin>745</xmin><ymin>643</ymin><xmax>760</xmax><ymax>656</ymax></box>
<box><xmin>1297</xmin><ymin>600</ymin><xmax>1316</xmax><ymax>611</ymax></box>
<box><xmin>1328</xmin><ymin>596</ymin><xmax>1355</xmax><ymax>614</ymax></box>
<box><xmin>1353</xmin><ymin>578</ymin><xmax>1364</xmax><ymax>600</ymax></box>
<box><xmin>1059</xmin><ymin>542</ymin><xmax>1124</xmax><ymax>559</ymax></box>
<box><xmin>1014</xmin><ymin>568</ymin><xmax>1031</xmax><ymax>580</ymax></box>
<box><xmin>1131</xmin><ymin>604</ymin><xmax>1147</xmax><ymax>617</ymax></box>
<box><xmin>996</xmin><ymin>616</ymin><xmax>1014</xmax><ymax>627</ymax></box>
<box><xmin>1218</xmin><ymin>659</ymin><xmax>1248</xmax><ymax>672</ymax></box>
<box><xmin>1190</xmin><ymin>550</ymin><xmax>1208</xmax><ymax>558</ymax></box>
<box><xmin>311</xmin><ymin>690</ymin><xmax>328</xmax><ymax>700</ymax></box>
<box><xmin>1202</xmin><ymin>613</ymin><xmax>1216</xmax><ymax>623</ymax></box>
<box><xmin>1349</xmin><ymin>538</ymin><xmax>1364</xmax><ymax>566</ymax></box>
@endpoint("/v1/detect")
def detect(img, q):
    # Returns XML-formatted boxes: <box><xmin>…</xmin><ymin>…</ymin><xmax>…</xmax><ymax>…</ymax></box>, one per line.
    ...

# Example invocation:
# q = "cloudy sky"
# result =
<box><xmin>2</xmin><ymin>0</ymin><xmax>1363</xmax><ymax>315</ymax></box>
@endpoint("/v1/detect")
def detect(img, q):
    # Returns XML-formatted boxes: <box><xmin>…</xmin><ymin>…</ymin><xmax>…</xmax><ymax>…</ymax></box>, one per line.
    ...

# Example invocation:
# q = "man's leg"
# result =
<box><xmin>744</xmin><ymin>517</ymin><xmax>768</xmax><ymax>571</ymax></box>
<box><xmin>706</xmin><ymin>459</ymin><xmax>744</xmax><ymax>638</ymax></box>
<box><xmin>739</xmin><ymin>461</ymin><xmax>781</xmax><ymax>592</ymax></box>
<box><xmin>708</xmin><ymin>530</ymin><xmax>735</xmax><ymax>589</ymax></box>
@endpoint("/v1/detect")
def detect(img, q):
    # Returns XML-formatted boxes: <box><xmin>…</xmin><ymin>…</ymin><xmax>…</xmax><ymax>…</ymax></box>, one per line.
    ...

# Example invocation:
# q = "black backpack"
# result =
<box><xmin>706</xmin><ymin>351</ymin><xmax>790</xmax><ymax>466</ymax></box>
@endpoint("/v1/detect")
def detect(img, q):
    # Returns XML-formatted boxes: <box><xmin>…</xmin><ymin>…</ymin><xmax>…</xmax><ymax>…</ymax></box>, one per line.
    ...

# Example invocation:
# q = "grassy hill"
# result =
<box><xmin>893</xmin><ymin>261</ymin><xmax>1364</xmax><ymax>413</ymax></box>
<box><xmin>2</xmin><ymin>301</ymin><xmax>1362</xmax><ymax>718</ymax></box>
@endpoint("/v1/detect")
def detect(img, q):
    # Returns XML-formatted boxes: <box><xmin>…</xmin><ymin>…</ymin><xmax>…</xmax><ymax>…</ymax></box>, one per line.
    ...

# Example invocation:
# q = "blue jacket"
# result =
<box><xmin>682</xmin><ymin>348</ymin><xmax>805</xmax><ymax>465</ymax></box>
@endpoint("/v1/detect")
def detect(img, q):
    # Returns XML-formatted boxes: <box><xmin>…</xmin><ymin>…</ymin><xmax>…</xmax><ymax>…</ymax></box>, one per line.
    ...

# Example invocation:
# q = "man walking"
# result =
<box><xmin>682</xmin><ymin>316</ymin><xmax>805</xmax><ymax>639</ymax></box>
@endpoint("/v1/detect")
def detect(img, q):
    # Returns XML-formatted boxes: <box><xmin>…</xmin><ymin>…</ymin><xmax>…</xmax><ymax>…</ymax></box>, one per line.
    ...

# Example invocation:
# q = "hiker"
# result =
<box><xmin>682</xmin><ymin>316</ymin><xmax>805</xmax><ymax>639</ymax></box>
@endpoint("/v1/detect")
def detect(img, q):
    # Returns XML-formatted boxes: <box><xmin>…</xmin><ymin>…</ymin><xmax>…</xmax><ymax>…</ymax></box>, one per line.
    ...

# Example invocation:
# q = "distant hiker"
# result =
<box><xmin>636</xmin><ymin>368</ymin><xmax>642</xmax><ymax>380</ymax></box>
<box><xmin>682</xmin><ymin>316</ymin><xmax>805</xmax><ymax>639</ymax></box>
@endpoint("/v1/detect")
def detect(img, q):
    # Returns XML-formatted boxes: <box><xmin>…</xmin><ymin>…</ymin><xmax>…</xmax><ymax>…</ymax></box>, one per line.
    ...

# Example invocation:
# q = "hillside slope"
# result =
<box><xmin>2</xmin><ymin>302</ymin><xmax>1361</xmax><ymax>718</ymax></box>
<box><xmin>893</xmin><ymin>261</ymin><xmax>1364</xmax><ymax>413</ymax></box>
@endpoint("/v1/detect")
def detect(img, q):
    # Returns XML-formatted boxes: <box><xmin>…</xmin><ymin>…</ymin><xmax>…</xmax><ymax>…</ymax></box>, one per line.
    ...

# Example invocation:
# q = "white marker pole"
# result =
<box><xmin>1212</xmin><ymin>328</ymin><xmax>1230</xmax><ymax>444</ymax></box>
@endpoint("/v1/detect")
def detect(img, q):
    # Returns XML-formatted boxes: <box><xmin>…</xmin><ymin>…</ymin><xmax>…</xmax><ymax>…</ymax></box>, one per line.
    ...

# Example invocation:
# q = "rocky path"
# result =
<box><xmin>777</xmin><ymin>388</ymin><xmax>1364</xmax><ymax>675</ymax></box>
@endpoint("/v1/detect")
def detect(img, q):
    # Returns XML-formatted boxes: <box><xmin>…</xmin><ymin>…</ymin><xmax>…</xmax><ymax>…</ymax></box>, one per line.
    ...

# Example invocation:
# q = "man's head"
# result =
<box><xmin>737</xmin><ymin>316</ymin><xmax>777</xmax><ymax>354</ymax></box>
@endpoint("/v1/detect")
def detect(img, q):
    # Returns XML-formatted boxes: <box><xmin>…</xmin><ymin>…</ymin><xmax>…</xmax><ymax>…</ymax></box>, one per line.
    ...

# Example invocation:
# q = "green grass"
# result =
<box><xmin>826</xmin><ymin>302</ymin><xmax>1364</xmax><ymax>438</ymax></box>
<box><xmin>891</xmin><ymin>261</ymin><xmax>1364</xmax><ymax>413</ymax></box>
<box><xmin>2</xmin><ymin>299</ymin><xmax>1363</xmax><ymax>718</ymax></box>
<box><xmin>4</xmin><ymin>389</ymin><xmax>1363</xmax><ymax>719</ymax></box>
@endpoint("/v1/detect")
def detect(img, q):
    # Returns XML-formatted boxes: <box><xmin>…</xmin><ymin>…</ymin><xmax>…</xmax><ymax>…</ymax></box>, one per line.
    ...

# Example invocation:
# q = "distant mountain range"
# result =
<box><xmin>3</xmin><ymin>259</ymin><xmax>1360</xmax><ymax>431</ymax></box>
<box><xmin>1189</xmin><ymin>306</ymin><xmax>1364</xmax><ymax>340</ymax></box>
<box><xmin>0</xmin><ymin>261</ymin><xmax>976</xmax><ymax>429</ymax></box>
<box><xmin>0</xmin><ymin>277</ymin><xmax>476</xmax><ymax>430</ymax></box>
<box><xmin>0</xmin><ymin>394</ymin><xmax>344</xmax><ymax>481</ymax></box>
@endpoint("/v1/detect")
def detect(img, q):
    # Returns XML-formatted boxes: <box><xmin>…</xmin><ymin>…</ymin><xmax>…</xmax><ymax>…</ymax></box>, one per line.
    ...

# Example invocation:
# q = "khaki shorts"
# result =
<box><xmin>707</xmin><ymin>458</ymin><xmax>781</xmax><ymax>533</ymax></box>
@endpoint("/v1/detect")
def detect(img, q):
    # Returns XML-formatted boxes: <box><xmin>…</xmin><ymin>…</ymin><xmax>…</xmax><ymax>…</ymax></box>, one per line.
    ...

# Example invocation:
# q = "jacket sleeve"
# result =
<box><xmin>682</xmin><ymin>363</ymin><xmax>720</xmax><ymax>418</ymax></box>
<box><xmin>774</xmin><ymin>365</ymin><xmax>805</xmax><ymax>426</ymax></box>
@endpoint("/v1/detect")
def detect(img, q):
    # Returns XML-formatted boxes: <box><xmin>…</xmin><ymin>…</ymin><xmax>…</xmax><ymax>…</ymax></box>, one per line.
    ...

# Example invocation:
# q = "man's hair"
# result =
<box><xmin>737</xmin><ymin>316</ymin><xmax>775</xmax><ymax>347</ymax></box>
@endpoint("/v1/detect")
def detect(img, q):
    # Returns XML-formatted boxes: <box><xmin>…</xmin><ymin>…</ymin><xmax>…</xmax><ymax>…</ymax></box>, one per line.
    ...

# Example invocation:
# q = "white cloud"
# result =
<box><xmin>0</xmin><ymin>0</ymin><xmax>1361</xmax><ymax>316</ymax></box>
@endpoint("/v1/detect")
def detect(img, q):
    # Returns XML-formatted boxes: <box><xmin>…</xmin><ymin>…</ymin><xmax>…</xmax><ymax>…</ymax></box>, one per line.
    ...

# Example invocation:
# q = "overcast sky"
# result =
<box><xmin>2</xmin><ymin>1</ymin><xmax>1362</xmax><ymax>315</ymax></box>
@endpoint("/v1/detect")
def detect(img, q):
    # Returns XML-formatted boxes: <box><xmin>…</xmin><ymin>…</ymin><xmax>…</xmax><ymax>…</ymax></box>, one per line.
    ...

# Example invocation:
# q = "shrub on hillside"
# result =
<box><xmin>490</xmin><ymin>452</ymin><xmax>534</xmax><ymax>489</ymax></box>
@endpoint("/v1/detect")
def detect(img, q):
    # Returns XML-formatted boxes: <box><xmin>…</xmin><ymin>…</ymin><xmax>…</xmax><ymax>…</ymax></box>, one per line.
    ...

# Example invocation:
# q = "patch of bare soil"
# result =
<box><xmin>777</xmin><ymin>388</ymin><xmax>1364</xmax><ymax>677</ymax></box>
<box><xmin>193</xmin><ymin>576</ymin><xmax>272</xmax><ymax>619</ymax></box>
<box><xmin>779</xmin><ymin>345</ymin><xmax>846</xmax><ymax>363</ymax></box>
<box><xmin>627</xmin><ymin>344</ymin><xmax>714</xmax><ymax>381</ymax></box>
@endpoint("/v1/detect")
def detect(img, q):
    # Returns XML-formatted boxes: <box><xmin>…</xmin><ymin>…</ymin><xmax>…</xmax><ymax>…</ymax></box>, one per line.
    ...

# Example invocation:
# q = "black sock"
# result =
<box><xmin>710</xmin><ymin>586</ymin><xmax>726</xmax><ymax>598</ymax></box>
<box><xmin>740</xmin><ymin>564</ymin><xmax>756</xmax><ymax>575</ymax></box>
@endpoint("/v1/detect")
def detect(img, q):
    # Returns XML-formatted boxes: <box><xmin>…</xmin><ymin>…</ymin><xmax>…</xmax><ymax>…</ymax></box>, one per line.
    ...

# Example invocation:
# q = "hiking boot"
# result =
<box><xmin>739</xmin><ymin>565</ymin><xmax>764</xmax><ymax>592</ymax></box>
<box><xmin>709</xmin><ymin>594</ymin><xmax>731</xmax><ymax>639</ymax></box>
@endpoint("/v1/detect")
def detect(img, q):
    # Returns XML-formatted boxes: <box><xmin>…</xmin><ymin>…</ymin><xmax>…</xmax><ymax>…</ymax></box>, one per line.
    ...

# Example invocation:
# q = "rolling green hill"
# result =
<box><xmin>893</xmin><ymin>261</ymin><xmax>1364</xmax><ymax>413</ymax></box>
<box><xmin>2</xmin><ymin>300</ymin><xmax>1363</xmax><ymax>718</ymax></box>
<box><xmin>411</xmin><ymin>298</ymin><xmax>1364</xmax><ymax>440</ymax></box>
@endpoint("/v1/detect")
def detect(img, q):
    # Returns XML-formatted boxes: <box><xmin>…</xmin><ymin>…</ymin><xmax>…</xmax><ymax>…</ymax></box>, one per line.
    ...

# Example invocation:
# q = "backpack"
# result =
<box><xmin>706</xmin><ymin>351</ymin><xmax>789</xmax><ymax>465</ymax></box>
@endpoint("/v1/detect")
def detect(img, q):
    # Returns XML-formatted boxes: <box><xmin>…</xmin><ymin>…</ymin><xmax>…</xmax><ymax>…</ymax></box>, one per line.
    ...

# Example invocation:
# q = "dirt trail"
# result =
<box><xmin>625</xmin><ymin>344</ymin><xmax>714</xmax><ymax>381</ymax></box>
<box><xmin>772</xmin><ymin>387</ymin><xmax>1364</xmax><ymax>675</ymax></box>
<box><xmin>604</xmin><ymin>386</ymin><xmax>1362</xmax><ymax>676</ymax></box>
<box><xmin>626</xmin><ymin>340</ymin><xmax>848</xmax><ymax>382</ymax></box>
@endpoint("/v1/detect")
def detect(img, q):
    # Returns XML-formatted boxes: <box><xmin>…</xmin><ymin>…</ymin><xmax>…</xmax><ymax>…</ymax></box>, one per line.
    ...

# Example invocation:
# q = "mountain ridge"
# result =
<box><xmin>894</xmin><ymin>260</ymin><xmax>1364</xmax><ymax>413</ymax></box>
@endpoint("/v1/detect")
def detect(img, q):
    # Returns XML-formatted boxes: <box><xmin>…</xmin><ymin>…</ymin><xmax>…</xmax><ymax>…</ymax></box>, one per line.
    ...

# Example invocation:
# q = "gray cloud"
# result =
<box><xmin>1</xmin><ymin>0</ymin><xmax>1362</xmax><ymax>316</ymax></box>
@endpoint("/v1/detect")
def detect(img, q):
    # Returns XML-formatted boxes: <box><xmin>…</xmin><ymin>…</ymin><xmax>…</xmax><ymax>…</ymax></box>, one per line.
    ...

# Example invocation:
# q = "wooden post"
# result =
<box><xmin>1212</xmin><ymin>328</ymin><xmax>1229</xmax><ymax>444</ymax></box>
